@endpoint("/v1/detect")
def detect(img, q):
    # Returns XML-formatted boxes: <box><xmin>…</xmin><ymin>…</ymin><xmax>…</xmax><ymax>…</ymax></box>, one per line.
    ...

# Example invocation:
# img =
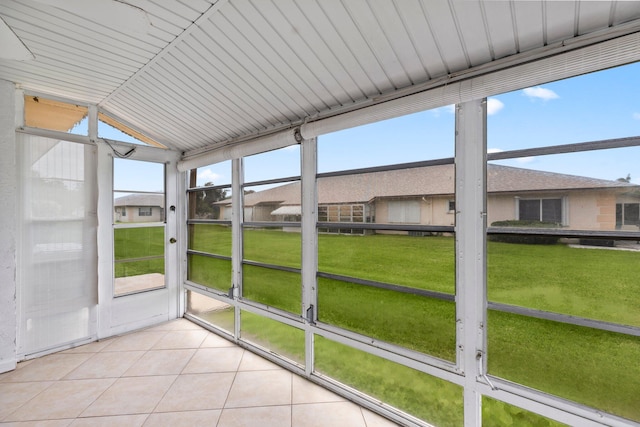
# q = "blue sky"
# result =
<box><xmin>105</xmin><ymin>61</ymin><xmax>640</xmax><ymax>189</ymax></box>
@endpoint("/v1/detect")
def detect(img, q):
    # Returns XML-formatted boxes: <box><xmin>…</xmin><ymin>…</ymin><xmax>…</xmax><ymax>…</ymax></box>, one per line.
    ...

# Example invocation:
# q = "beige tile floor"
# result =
<box><xmin>0</xmin><ymin>319</ymin><xmax>400</xmax><ymax>427</ymax></box>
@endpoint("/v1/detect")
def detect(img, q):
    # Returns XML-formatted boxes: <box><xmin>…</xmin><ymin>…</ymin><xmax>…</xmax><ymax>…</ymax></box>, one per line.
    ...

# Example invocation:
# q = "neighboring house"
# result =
<box><xmin>114</xmin><ymin>194</ymin><xmax>165</xmax><ymax>223</ymax></box>
<box><xmin>214</xmin><ymin>164</ymin><xmax>640</xmax><ymax>232</ymax></box>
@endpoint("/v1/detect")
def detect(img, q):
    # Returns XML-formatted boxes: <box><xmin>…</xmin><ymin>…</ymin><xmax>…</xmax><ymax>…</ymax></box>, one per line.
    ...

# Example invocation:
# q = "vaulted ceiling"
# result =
<box><xmin>1</xmin><ymin>0</ymin><xmax>640</xmax><ymax>153</ymax></box>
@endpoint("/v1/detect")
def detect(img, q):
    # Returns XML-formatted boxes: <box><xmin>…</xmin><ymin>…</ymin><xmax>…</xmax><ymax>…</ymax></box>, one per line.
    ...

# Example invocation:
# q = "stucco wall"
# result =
<box><xmin>0</xmin><ymin>80</ymin><xmax>17</xmax><ymax>373</ymax></box>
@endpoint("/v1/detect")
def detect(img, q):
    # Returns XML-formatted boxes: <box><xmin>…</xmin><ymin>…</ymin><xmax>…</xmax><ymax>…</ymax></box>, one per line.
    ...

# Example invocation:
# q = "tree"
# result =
<box><xmin>195</xmin><ymin>182</ymin><xmax>227</xmax><ymax>218</ymax></box>
<box><xmin>617</xmin><ymin>174</ymin><xmax>631</xmax><ymax>183</ymax></box>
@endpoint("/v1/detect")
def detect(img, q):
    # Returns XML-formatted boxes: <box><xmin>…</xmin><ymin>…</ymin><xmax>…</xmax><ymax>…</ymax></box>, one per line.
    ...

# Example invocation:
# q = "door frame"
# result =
<box><xmin>96</xmin><ymin>141</ymin><xmax>183</xmax><ymax>338</ymax></box>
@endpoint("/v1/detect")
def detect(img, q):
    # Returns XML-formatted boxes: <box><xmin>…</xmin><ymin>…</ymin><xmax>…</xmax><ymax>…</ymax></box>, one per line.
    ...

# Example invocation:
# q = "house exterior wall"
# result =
<box><xmin>368</xmin><ymin>191</ymin><xmax>621</xmax><ymax>231</ymax></box>
<box><xmin>0</xmin><ymin>81</ymin><xmax>17</xmax><ymax>373</ymax></box>
<box><xmin>487</xmin><ymin>191</ymin><xmax>619</xmax><ymax>230</ymax></box>
<box><xmin>115</xmin><ymin>206</ymin><xmax>163</xmax><ymax>223</ymax></box>
<box><xmin>252</xmin><ymin>204</ymin><xmax>279</xmax><ymax>222</ymax></box>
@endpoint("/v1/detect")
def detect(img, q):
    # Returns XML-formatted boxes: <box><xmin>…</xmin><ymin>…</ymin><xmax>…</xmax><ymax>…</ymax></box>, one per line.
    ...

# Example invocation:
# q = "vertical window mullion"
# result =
<box><xmin>232</xmin><ymin>158</ymin><xmax>243</xmax><ymax>339</ymax></box>
<box><xmin>455</xmin><ymin>99</ymin><xmax>488</xmax><ymax>427</ymax></box>
<box><xmin>301</xmin><ymin>137</ymin><xmax>318</xmax><ymax>376</ymax></box>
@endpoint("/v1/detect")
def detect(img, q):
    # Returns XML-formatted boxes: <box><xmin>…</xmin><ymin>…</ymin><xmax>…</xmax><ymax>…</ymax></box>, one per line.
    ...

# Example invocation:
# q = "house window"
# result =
<box><xmin>139</xmin><ymin>207</ymin><xmax>152</xmax><ymax>216</ymax></box>
<box><xmin>388</xmin><ymin>200</ymin><xmax>421</xmax><ymax>223</ymax></box>
<box><xmin>518</xmin><ymin>198</ymin><xmax>562</xmax><ymax>223</ymax></box>
<box><xmin>121</xmin><ymin>207</ymin><xmax>126</xmax><ymax>216</ymax></box>
<box><xmin>448</xmin><ymin>200</ymin><xmax>455</xmax><ymax>212</ymax></box>
<box><xmin>617</xmin><ymin>203</ymin><xmax>640</xmax><ymax>227</ymax></box>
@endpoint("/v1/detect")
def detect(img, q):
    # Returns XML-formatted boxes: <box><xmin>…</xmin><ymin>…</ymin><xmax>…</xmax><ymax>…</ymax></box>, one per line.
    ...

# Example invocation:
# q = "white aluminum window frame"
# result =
<box><xmin>182</xmin><ymin>34</ymin><xmax>640</xmax><ymax>426</ymax></box>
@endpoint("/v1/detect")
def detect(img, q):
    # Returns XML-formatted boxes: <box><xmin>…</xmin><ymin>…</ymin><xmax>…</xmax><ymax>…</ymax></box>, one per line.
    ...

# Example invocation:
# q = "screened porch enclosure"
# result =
<box><xmin>2</xmin><ymin>1</ymin><xmax>640</xmax><ymax>426</ymax></box>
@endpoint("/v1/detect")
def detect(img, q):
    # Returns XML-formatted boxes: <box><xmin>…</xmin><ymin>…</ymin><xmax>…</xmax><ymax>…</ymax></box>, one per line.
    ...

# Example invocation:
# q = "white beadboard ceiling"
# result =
<box><xmin>1</xmin><ymin>0</ymin><xmax>640</xmax><ymax>153</ymax></box>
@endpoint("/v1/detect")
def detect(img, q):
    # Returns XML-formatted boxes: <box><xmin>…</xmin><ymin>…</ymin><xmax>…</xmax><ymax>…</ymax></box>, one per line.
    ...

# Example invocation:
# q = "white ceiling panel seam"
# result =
<box><xmin>153</xmin><ymin>54</ymin><xmax>262</xmax><ymax>135</ymax></box>
<box><xmin>191</xmin><ymin>21</ymin><xmax>300</xmax><ymax>122</ymax></box>
<box><xmin>173</xmin><ymin>39</ymin><xmax>287</xmax><ymax>128</ymax></box>
<box><xmin>218</xmin><ymin>1</ymin><xmax>327</xmax><ymax>114</ymax></box>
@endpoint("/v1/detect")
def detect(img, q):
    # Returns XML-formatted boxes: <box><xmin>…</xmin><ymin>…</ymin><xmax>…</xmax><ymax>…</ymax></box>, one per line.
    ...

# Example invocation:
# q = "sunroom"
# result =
<box><xmin>1</xmin><ymin>1</ymin><xmax>640</xmax><ymax>426</ymax></box>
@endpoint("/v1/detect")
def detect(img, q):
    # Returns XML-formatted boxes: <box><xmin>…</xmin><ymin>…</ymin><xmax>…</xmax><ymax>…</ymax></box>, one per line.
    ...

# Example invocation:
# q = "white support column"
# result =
<box><xmin>87</xmin><ymin>105</ymin><xmax>98</xmax><ymax>142</ymax></box>
<box><xmin>96</xmin><ymin>143</ymin><xmax>114</xmax><ymax>339</ymax></box>
<box><xmin>231</xmin><ymin>158</ymin><xmax>244</xmax><ymax>340</ymax></box>
<box><xmin>0</xmin><ymin>81</ymin><xmax>18</xmax><ymax>373</ymax></box>
<box><xmin>455</xmin><ymin>98</ymin><xmax>488</xmax><ymax>427</ymax></box>
<box><xmin>300</xmin><ymin>138</ymin><xmax>318</xmax><ymax>376</ymax></box>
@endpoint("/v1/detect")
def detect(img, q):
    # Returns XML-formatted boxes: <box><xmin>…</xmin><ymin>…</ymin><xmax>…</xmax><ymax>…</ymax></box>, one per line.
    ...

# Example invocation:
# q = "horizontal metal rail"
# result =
<box><xmin>318</xmin><ymin>271</ymin><xmax>640</xmax><ymax>337</ymax></box>
<box><xmin>487</xmin><ymin>135</ymin><xmax>640</xmax><ymax>161</ymax></box>
<box><xmin>114</xmin><ymin>255</ymin><xmax>163</xmax><ymax>263</ymax></box>
<box><xmin>243</xmin><ymin>221</ymin><xmax>302</xmax><ymax>228</ymax></box>
<box><xmin>242</xmin><ymin>259</ymin><xmax>301</xmax><ymax>274</ymax></box>
<box><xmin>243</xmin><ymin>175</ymin><xmax>301</xmax><ymax>188</ymax></box>
<box><xmin>488</xmin><ymin>302</ymin><xmax>640</xmax><ymax>337</ymax></box>
<box><xmin>317</xmin><ymin>271</ymin><xmax>455</xmax><ymax>302</ymax></box>
<box><xmin>488</xmin><ymin>226</ymin><xmax>640</xmax><ymax>240</ymax></box>
<box><xmin>186</xmin><ymin>183</ymin><xmax>231</xmax><ymax>192</ymax></box>
<box><xmin>317</xmin><ymin>157</ymin><xmax>455</xmax><ymax>179</ymax></box>
<box><xmin>318</xmin><ymin>222</ymin><xmax>455</xmax><ymax>233</ymax></box>
<box><xmin>187</xmin><ymin>219</ymin><xmax>232</xmax><ymax>225</ymax></box>
<box><xmin>187</xmin><ymin>250</ymin><xmax>231</xmax><ymax>261</ymax></box>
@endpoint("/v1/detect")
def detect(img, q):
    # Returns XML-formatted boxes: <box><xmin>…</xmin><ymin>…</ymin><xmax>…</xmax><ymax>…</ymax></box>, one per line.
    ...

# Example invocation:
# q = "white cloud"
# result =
<box><xmin>197</xmin><ymin>168</ymin><xmax>221</xmax><ymax>184</ymax></box>
<box><xmin>487</xmin><ymin>98</ymin><xmax>504</xmax><ymax>115</ymax></box>
<box><xmin>431</xmin><ymin>104</ymin><xmax>455</xmax><ymax>117</ymax></box>
<box><xmin>487</xmin><ymin>148</ymin><xmax>504</xmax><ymax>154</ymax></box>
<box><xmin>522</xmin><ymin>86</ymin><xmax>559</xmax><ymax>101</ymax></box>
<box><xmin>633</xmin><ymin>112</ymin><xmax>640</xmax><ymax>120</ymax></box>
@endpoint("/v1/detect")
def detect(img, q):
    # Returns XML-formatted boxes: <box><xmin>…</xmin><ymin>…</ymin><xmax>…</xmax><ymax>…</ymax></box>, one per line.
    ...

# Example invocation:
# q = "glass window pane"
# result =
<box><xmin>242</xmin><ymin>265</ymin><xmax>301</xmax><ymax>315</ymax></box>
<box><xmin>187</xmin><ymin>255</ymin><xmax>231</xmax><ymax>293</ymax></box>
<box><xmin>189</xmin><ymin>224</ymin><xmax>231</xmax><ymax>256</ymax></box>
<box><xmin>186</xmin><ymin>290</ymin><xmax>234</xmax><ymax>334</ymax></box>
<box><xmin>487</xmin><ymin>62</ymin><xmax>640</xmax><ymax>151</ymax></box>
<box><xmin>244</xmin><ymin>145</ymin><xmax>300</xmax><ymax>183</ymax></box>
<box><xmin>243</xmin><ymin>182</ymin><xmax>301</xmax><ymax>223</ymax></box>
<box><xmin>315</xmin><ymin>336</ymin><xmax>463</xmax><ymax>426</ymax></box>
<box><xmin>240</xmin><ymin>311</ymin><xmax>304</xmax><ymax>365</ymax></box>
<box><xmin>113</xmin><ymin>158</ymin><xmax>165</xmax><ymax>296</ymax></box>
<box><xmin>114</xmin><ymin>158</ymin><xmax>164</xmax><ymax>193</ymax></box>
<box><xmin>114</xmin><ymin>226</ymin><xmax>164</xmax><ymax>296</ymax></box>
<box><xmin>488</xmin><ymin>148</ymin><xmax>640</xmax><ymax>231</ymax></box>
<box><xmin>483</xmin><ymin>396</ymin><xmax>567</xmax><ymax>427</ymax></box>
<box><xmin>623</xmin><ymin>203</ymin><xmax>640</xmax><ymax>226</ymax></box>
<box><xmin>243</xmin><ymin>227</ymin><xmax>301</xmax><ymax>269</ymax></box>
<box><xmin>98</xmin><ymin>113</ymin><xmax>165</xmax><ymax>148</ymax></box>
<box><xmin>519</xmin><ymin>199</ymin><xmax>540</xmax><ymax>221</ymax></box>
<box><xmin>318</xmin><ymin>108</ymin><xmax>455</xmax><ymax>173</ymax></box>
<box><xmin>488</xmin><ymin>311</ymin><xmax>640</xmax><ymax>422</ymax></box>
<box><xmin>318</xmin><ymin>234</ymin><xmax>455</xmax><ymax>294</ymax></box>
<box><xmin>488</xmin><ymin>239</ymin><xmax>640</xmax><ymax>327</ymax></box>
<box><xmin>318</xmin><ymin>277</ymin><xmax>456</xmax><ymax>361</ymax></box>
<box><xmin>191</xmin><ymin>161</ymin><xmax>231</xmax><ymax>188</ymax></box>
<box><xmin>189</xmin><ymin>186</ymin><xmax>230</xmax><ymax>220</ymax></box>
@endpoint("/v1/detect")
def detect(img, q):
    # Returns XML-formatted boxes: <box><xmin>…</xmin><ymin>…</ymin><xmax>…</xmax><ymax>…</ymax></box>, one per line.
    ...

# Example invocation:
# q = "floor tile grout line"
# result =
<box><xmin>0</xmin><ymin>380</ymin><xmax>57</xmax><ymax>423</ymax></box>
<box><xmin>75</xmin><ymin>329</ymin><xmax>166</xmax><ymax>421</ymax></box>
<box><xmin>215</xmin><ymin>348</ymin><xmax>247</xmax><ymax>427</ymax></box>
<box><xmin>147</xmin><ymin>336</ymin><xmax>204</xmax><ymax>415</ymax></box>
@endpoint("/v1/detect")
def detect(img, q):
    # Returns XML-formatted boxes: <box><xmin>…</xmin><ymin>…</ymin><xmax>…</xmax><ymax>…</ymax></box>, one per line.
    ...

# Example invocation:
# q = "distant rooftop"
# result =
<box><xmin>223</xmin><ymin>164</ymin><xmax>637</xmax><ymax>207</ymax></box>
<box><xmin>114</xmin><ymin>193</ymin><xmax>164</xmax><ymax>207</ymax></box>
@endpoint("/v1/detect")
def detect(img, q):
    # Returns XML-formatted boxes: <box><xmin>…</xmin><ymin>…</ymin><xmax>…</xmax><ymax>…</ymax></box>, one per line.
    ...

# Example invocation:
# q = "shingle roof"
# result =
<box><xmin>114</xmin><ymin>194</ymin><xmax>164</xmax><ymax>207</ymax></box>
<box><xmin>226</xmin><ymin>164</ymin><xmax>637</xmax><ymax>207</ymax></box>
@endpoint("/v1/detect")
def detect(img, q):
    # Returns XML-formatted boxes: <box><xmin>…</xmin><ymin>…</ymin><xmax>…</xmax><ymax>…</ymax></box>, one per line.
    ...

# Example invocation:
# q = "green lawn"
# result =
<box><xmin>114</xmin><ymin>226</ymin><xmax>164</xmax><ymax>278</ymax></box>
<box><xmin>186</xmin><ymin>224</ymin><xmax>640</xmax><ymax>424</ymax></box>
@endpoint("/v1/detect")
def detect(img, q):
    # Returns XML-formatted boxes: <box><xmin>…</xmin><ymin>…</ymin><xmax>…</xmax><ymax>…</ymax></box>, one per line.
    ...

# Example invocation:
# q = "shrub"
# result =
<box><xmin>489</xmin><ymin>220</ymin><xmax>561</xmax><ymax>245</ymax></box>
